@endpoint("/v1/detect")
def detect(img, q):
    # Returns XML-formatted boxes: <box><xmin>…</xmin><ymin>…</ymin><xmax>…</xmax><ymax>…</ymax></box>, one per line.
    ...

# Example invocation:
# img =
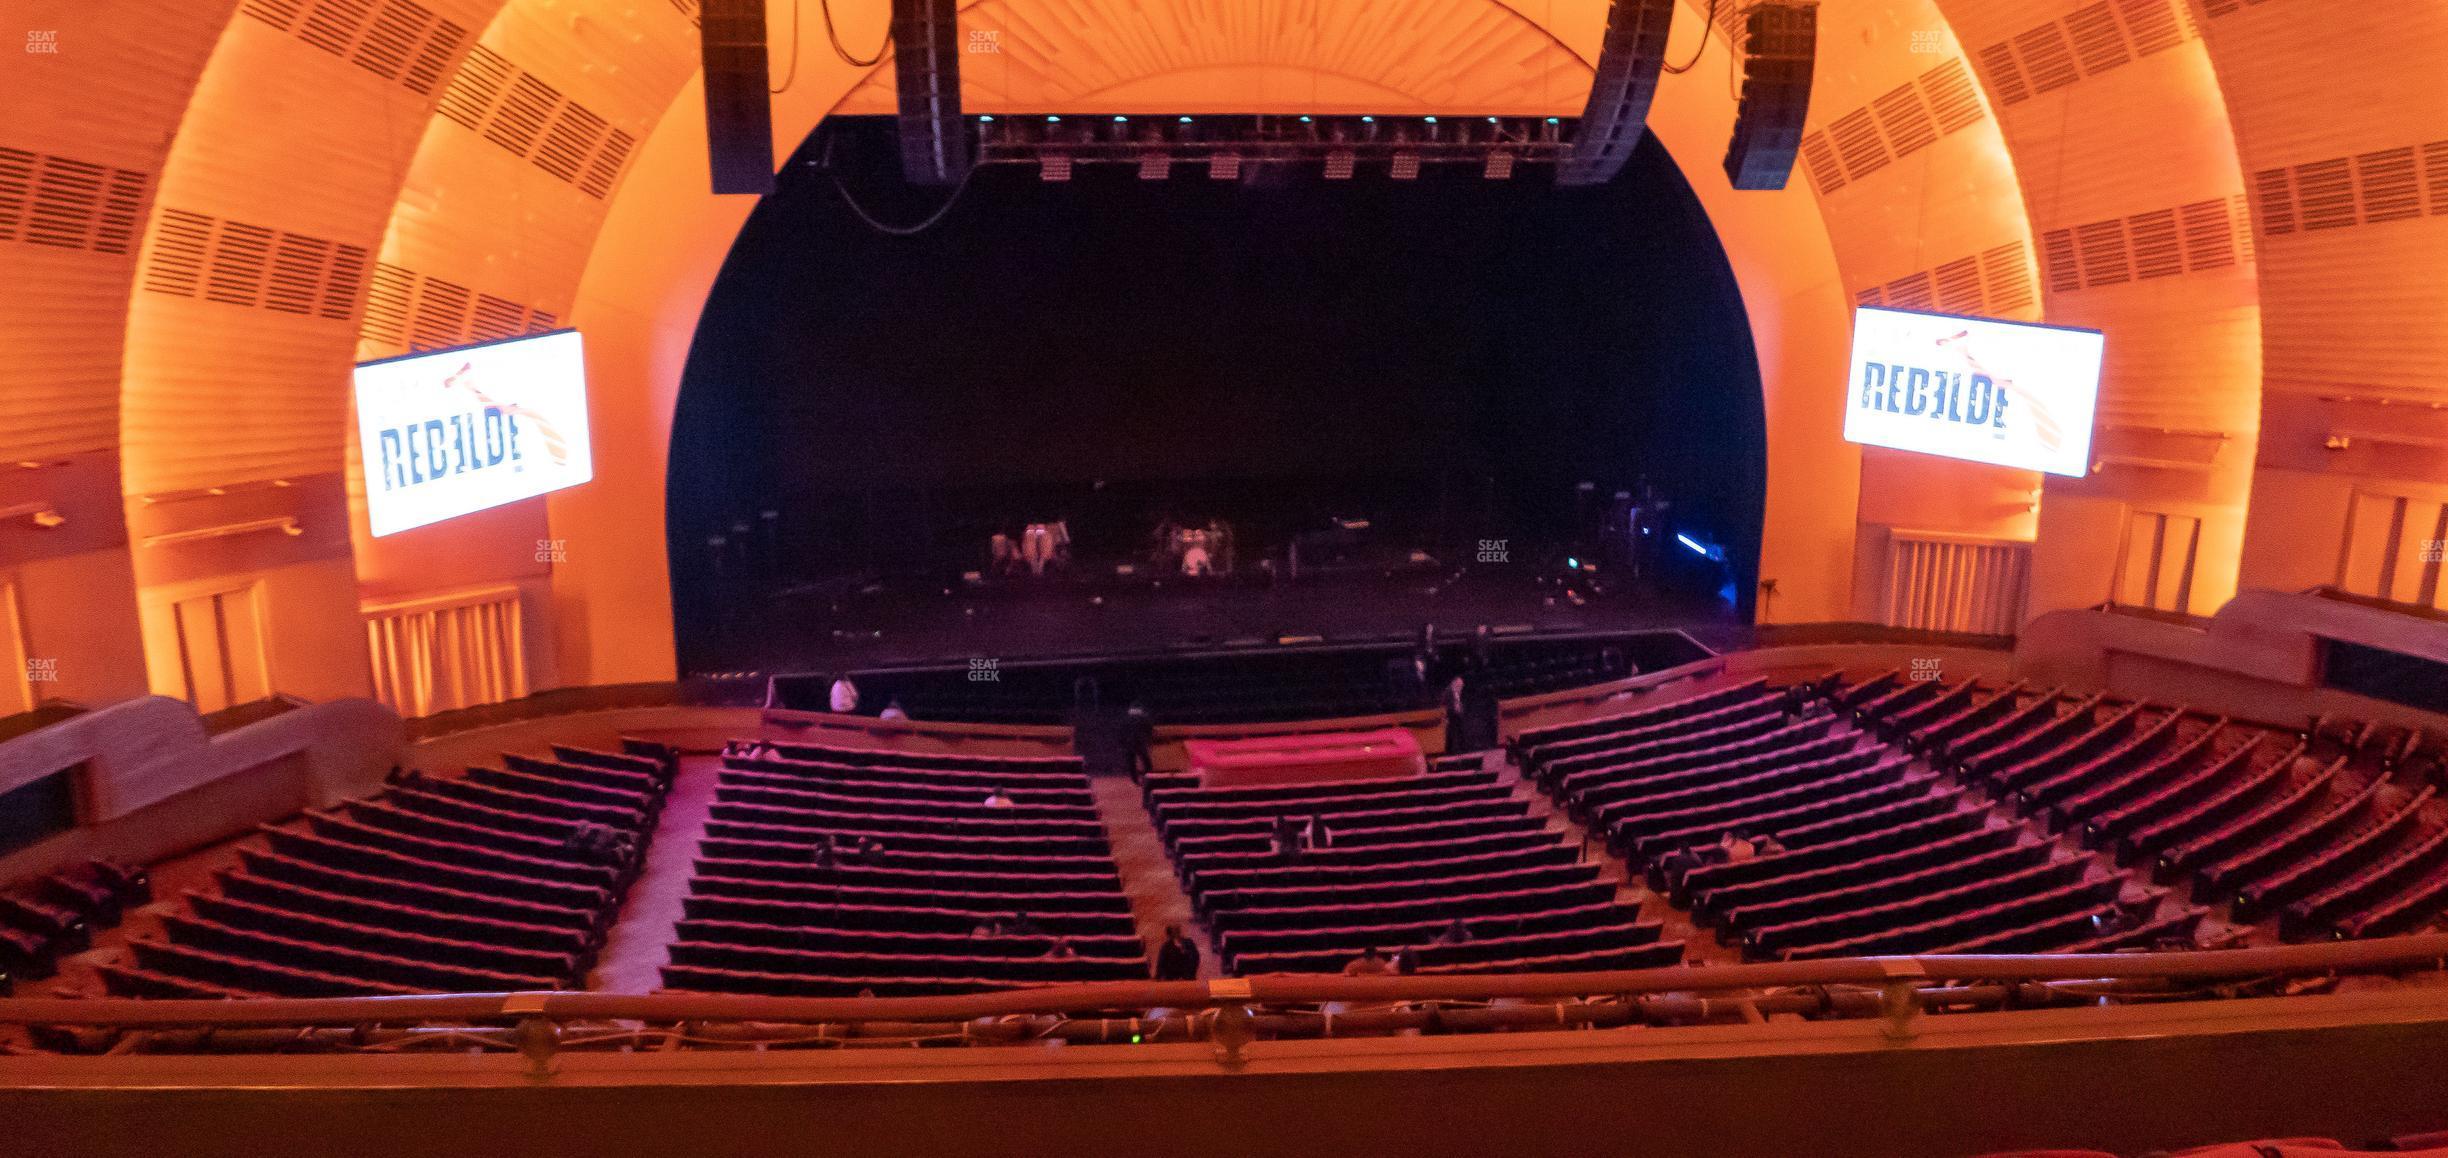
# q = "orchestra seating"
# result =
<box><xmin>1148</xmin><ymin>753</ymin><xmax>1680</xmax><ymax>975</ymax></box>
<box><xmin>660</xmin><ymin>740</ymin><xmax>1147</xmax><ymax>996</ymax></box>
<box><xmin>1</xmin><ymin>861</ymin><xmax>146</xmax><ymax>983</ymax></box>
<box><xmin>1522</xmin><ymin>671</ymin><xmax>2448</xmax><ymax>956</ymax></box>
<box><xmin>89</xmin><ymin>739</ymin><xmax>678</xmax><ymax>998</ymax></box>
<box><xmin>37</xmin><ymin>663</ymin><xmax>2448</xmax><ymax>1004</ymax></box>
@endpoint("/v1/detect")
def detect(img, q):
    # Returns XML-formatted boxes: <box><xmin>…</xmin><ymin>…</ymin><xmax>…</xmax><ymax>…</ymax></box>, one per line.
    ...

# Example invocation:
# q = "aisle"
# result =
<box><xmin>1089</xmin><ymin>773</ymin><xmax>1217</xmax><ymax>978</ymax></box>
<box><xmin>586</xmin><ymin>754</ymin><xmax>722</xmax><ymax>993</ymax></box>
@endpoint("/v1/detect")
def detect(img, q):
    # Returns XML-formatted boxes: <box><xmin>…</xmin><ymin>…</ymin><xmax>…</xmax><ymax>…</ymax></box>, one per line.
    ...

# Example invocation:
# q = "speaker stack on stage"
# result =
<box><xmin>700</xmin><ymin>0</ymin><xmax>778</xmax><ymax>195</ymax></box>
<box><xmin>892</xmin><ymin>0</ymin><xmax>974</xmax><ymax>186</ymax></box>
<box><xmin>1722</xmin><ymin>2</ymin><xmax>1819</xmax><ymax>191</ymax></box>
<box><xmin>1556</xmin><ymin>0</ymin><xmax>1676</xmax><ymax>187</ymax></box>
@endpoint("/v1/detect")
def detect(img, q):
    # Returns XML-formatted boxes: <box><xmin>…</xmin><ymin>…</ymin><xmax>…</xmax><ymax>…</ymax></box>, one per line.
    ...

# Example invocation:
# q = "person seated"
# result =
<box><xmin>1717</xmin><ymin>830</ymin><xmax>1757</xmax><ymax>864</ymax></box>
<box><xmin>853</xmin><ymin>835</ymin><xmax>885</xmax><ymax>861</ymax></box>
<box><xmin>1269</xmin><ymin>815</ymin><xmax>1301</xmax><ymax>863</ymax></box>
<box><xmin>983</xmin><ymin>786</ymin><xmax>1015</xmax><ymax>808</ymax></box>
<box><xmin>1434</xmin><ymin>918</ymin><xmax>1473</xmax><ymax>946</ymax></box>
<box><xmin>1391</xmin><ymin>946</ymin><xmax>1421</xmax><ymax>975</ymax></box>
<box><xmin>878</xmin><ymin>699</ymin><xmax>909</xmax><ymax>721</ymax></box>
<box><xmin>1042</xmin><ymin>937</ymin><xmax>1079</xmax><ymax>961</ymax></box>
<box><xmin>1298</xmin><ymin>815</ymin><xmax>1334</xmax><ymax>853</ymax></box>
<box><xmin>1343</xmin><ymin>947</ymin><xmax>1393</xmax><ymax>976</ymax></box>
<box><xmin>808</xmin><ymin>834</ymin><xmax>840</xmax><ymax>870</ymax></box>
<box><xmin>1752</xmin><ymin>831</ymin><xmax>1786</xmax><ymax>857</ymax></box>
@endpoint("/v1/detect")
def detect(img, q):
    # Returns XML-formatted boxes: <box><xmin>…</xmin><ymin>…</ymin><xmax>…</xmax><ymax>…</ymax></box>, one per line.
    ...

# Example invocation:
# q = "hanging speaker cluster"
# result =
<box><xmin>1722</xmin><ymin>2</ymin><xmax>1819</xmax><ymax>191</ymax></box>
<box><xmin>1556</xmin><ymin>0</ymin><xmax>1676</xmax><ymax>187</ymax></box>
<box><xmin>700</xmin><ymin>0</ymin><xmax>777</xmax><ymax>195</ymax></box>
<box><xmin>892</xmin><ymin>0</ymin><xmax>974</xmax><ymax>186</ymax></box>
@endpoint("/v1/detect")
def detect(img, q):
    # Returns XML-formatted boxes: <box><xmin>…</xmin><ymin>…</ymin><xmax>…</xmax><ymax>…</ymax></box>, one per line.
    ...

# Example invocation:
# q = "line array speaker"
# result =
<box><xmin>700</xmin><ymin>0</ymin><xmax>777</xmax><ymax>195</ymax></box>
<box><xmin>892</xmin><ymin>0</ymin><xmax>973</xmax><ymax>186</ymax></box>
<box><xmin>1556</xmin><ymin>0</ymin><xmax>1676</xmax><ymax>187</ymax></box>
<box><xmin>1723</xmin><ymin>3</ymin><xmax>1819</xmax><ymax>191</ymax></box>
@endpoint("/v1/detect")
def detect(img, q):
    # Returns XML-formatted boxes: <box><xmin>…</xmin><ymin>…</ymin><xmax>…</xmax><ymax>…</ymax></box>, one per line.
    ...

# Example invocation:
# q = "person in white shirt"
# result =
<box><xmin>829</xmin><ymin>676</ymin><xmax>860</xmax><ymax>714</ymax></box>
<box><xmin>878</xmin><ymin>700</ymin><xmax>909</xmax><ymax>721</ymax></box>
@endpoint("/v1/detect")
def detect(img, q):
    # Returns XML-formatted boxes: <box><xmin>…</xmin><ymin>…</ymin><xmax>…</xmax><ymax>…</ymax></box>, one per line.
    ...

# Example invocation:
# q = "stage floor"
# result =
<box><xmin>679</xmin><ymin>566</ymin><xmax>1741</xmax><ymax>675</ymax></box>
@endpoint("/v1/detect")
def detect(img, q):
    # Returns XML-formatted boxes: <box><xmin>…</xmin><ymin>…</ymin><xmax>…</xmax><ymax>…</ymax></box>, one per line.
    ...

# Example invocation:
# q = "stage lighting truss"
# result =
<box><xmin>976</xmin><ymin>114</ymin><xmax>1572</xmax><ymax>180</ymax></box>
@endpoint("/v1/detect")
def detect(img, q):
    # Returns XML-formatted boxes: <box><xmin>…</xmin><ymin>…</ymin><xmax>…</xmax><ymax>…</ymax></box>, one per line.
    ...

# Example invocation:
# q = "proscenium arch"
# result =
<box><xmin>550</xmin><ymin>0</ymin><xmax>1858</xmax><ymax>685</ymax></box>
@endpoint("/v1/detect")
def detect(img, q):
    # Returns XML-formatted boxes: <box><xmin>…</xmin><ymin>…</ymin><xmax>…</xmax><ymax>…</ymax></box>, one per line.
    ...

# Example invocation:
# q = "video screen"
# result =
<box><xmin>354</xmin><ymin>330</ymin><xmax>595</xmax><ymax>536</ymax></box>
<box><xmin>1842</xmin><ymin>306</ymin><xmax>2103</xmax><ymax>477</ymax></box>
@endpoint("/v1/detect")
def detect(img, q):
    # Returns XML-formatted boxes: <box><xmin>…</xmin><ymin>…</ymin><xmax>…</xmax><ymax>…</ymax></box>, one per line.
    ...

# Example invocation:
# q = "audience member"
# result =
<box><xmin>1343</xmin><ymin>947</ymin><xmax>1393</xmax><ymax>976</ymax></box>
<box><xmin>983</xmin><ymin>786</ymin><xmax>1016</xmax><ymax>809</ymax></box>
<box><xmin>1269</xmin><ymin>814</ymin><xmax>1301</xmax><ymax>863</ymax></box>
<box><xmin>1152</xmin><ymin>926</ymin><xmax>1201</xmax><ymax>981</ymax></box>
<box><xmin>1434</xmin><ymin>918</ymin><xmax>1473</xmax><ymax>946</ymax></box>
<box><xmin>1043</xmin><ymin>938</ymin><xmax>1079</xmax><ymax>961</ymax></box>
<box><xmin>829</xmin><ymin>676</ymin><xmax>860</xmax><ymax>714</ymax></box>
<box><xmin>1124</xmin><ymin>701</ymin><xmax>1156</xmax><ymax>782</ymax></box>
<box><xmin>879</xmin><ymin>699</ymin><xmax>909</xmax><ymax>721</ymax></box>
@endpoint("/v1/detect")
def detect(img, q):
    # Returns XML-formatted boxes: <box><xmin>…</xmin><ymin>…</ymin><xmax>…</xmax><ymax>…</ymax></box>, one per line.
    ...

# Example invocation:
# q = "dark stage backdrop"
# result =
<box><xmin>670</xmin><ymin>118</ymin><xmax>1765</xmax><ymax>641</ymax></box>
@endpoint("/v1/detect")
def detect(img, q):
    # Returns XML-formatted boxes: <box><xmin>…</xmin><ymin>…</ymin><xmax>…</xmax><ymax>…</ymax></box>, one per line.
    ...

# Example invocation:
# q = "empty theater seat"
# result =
<box><xmin>659</xmin><ymin>744</ymin><xmax>1144</xmax><ymax>997</ymax></box>
<box><xmin>1148</xmin><ymin>756</ymin><xmax>1674</xmax><ymax>976</ymax></box>
<box><xmin>91</xmin><ymin>753</ymin><xmax>670</xmax><ymax>998</ymax></box>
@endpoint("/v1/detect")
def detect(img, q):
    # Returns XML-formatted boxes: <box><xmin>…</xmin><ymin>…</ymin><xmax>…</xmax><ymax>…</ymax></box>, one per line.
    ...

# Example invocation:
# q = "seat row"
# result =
<box><xmin>1858</xmin><ymin>678</ymin><xmax>2448</xmax><ymax>945</ymax></box>
<box><xmin>662</xmin><ymin>743</ymin><xmax>1145</xmax><ymax>996</ymax></box>
<box><xmin>94</xmin><ymin>738</ymin><xmax>677</xmax><ymax>999</ymax></box>
<box><xmin>1</xmin><ymin>860</ymin><xmax>147</xmax><ymax>983</ymax></box>
<box><xmin>1149</xmin><ymin>761</ymin><xmax>1676</xmax><ymax>975</ymax></box>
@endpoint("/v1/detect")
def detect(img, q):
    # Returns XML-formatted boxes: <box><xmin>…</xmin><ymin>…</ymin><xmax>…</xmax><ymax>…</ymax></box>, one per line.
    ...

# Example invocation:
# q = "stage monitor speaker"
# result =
<box><xmin>1556</xmin><ymin>0</ymin><xmax>1676</xmax><ymax>187</ymax></box>
<box><xmin>1722</xmin><ymin>3</ymin><xmax>1819</xmax><ymax>191</ymax></box>
<box><xmin>892</xmin><ymin>0</ymin><xmax>973</xmax><ymax>186</ymax></box>
<box><xmin>700</xmin><ymin>0</ymin><xmax>776</xmax><ymax>195</ymax></box>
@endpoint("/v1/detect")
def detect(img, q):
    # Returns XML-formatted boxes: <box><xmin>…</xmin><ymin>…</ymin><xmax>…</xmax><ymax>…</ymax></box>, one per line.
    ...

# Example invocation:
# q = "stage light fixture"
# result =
<box><xmin>1390</xmin><ymin>151</ymin><xmax>1420</xmax><ymax>179</ymax></box>
<box><xmin>1139</xmin><ymin>153</ymin><xmax>1173</xmax><ymax>180</ymax></box>
<box><xmin>1324</xmin><ymin>150</ymin><xmax>1355</xmax><ymax>180</ymax></box>
<box><xmin>1484</xmin><ymin>151</ymin><xmax>1515</xmax><ymax>179</ymax></box>
<box><xmin>1209</xmin><ymin>152</ymin><xmax>1242</xmax><ymax>180</ymax></box>
<box><xmin>1040</xmin><ymin>154</ymin><xmax>1073</xmax><ymax>181</ymax></box>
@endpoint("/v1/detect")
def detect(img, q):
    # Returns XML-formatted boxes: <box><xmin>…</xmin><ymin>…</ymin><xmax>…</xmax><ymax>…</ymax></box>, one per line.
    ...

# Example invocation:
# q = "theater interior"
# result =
<box><xmin>1</xmin><ymin>0</ymin><xmax>2446</xmax><ymax>1155</ymax></box>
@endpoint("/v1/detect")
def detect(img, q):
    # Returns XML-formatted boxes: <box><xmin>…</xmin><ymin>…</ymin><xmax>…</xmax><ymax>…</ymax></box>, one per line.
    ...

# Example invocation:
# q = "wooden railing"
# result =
<box><xmin>9</xmin><ymin>935</ymin><xmax>2446</xmax><ymax>1061</ymax></box>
